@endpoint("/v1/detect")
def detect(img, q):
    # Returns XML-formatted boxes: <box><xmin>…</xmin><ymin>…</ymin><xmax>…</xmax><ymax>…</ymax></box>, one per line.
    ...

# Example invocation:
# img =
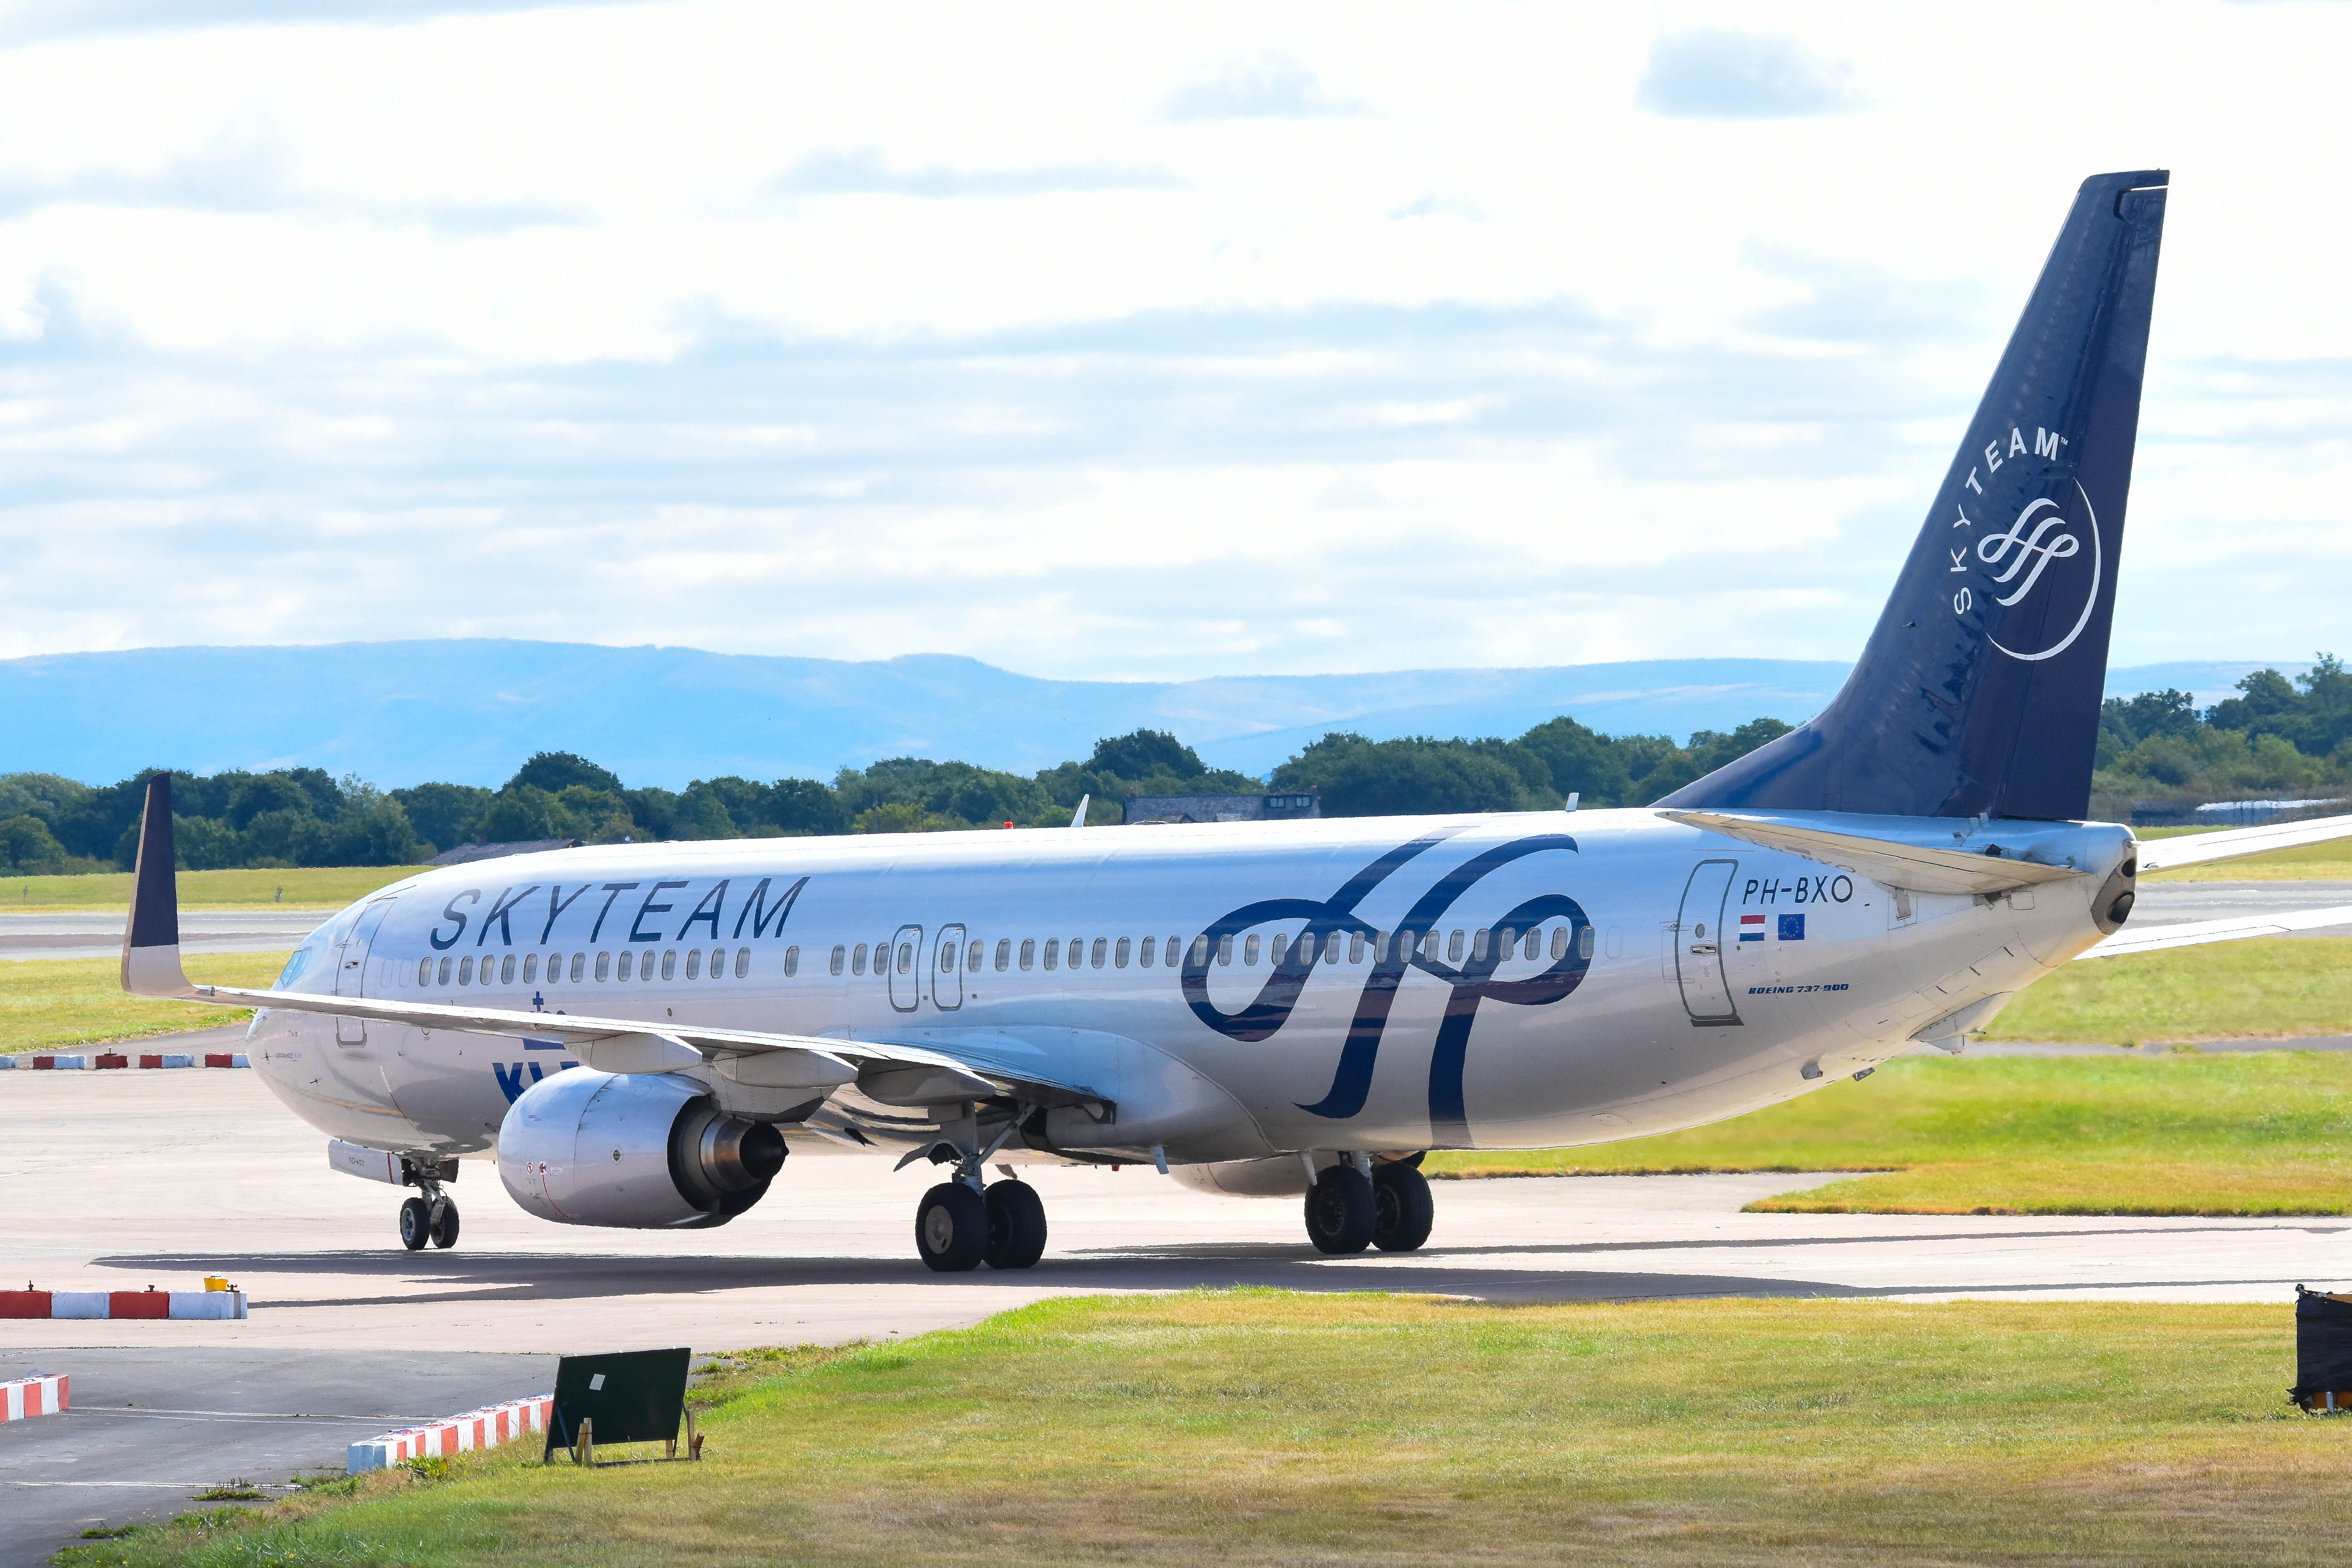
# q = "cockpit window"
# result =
<box><xmin>276</xmin><ymin>948</ymin><xmax>315</xmax><ymax>988</ymax></box>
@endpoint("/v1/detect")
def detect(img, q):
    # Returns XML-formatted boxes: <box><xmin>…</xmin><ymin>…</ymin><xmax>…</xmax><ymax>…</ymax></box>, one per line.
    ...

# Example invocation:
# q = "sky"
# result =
<box><xmin>0</xmin><ymin>0</ymin><xmax>2347</xmax><ymax>681</ymax></box>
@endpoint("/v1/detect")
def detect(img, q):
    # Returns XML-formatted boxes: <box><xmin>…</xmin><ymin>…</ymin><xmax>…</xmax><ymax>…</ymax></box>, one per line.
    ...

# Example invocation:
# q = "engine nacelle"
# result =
<box><xmin>497</xmin><ymin>1067</ymin><xmax>785</xmax><ymax>1228</ymax></box>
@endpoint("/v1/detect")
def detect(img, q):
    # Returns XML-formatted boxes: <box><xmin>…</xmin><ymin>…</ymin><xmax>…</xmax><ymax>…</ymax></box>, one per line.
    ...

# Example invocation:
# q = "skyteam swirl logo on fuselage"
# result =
<box><xmin>1182</xmin><ymin>827</ymin><xmax>1592</xmax><ymax>1143</ymax></box>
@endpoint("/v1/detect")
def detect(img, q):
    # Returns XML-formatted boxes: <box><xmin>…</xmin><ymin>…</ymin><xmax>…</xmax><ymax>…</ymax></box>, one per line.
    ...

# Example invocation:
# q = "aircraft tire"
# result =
<box><xmin>1371</xmin><ymin>1163</ymin><xmax>1434</xmax><ymax>1252</ymax></box>
<box><xmin>915</xmin><ymin>1181</ymin><xmax>988</xmax><ymax>1272</ymax></box>
<box><xmin>1303</xmin><ymin>1165</ymin><xmax>1376</xmax><ymax>1255</ymax></box>
<box><xmin>983</xmin><ymin>1180</ymin><xmax>1048</xmax><ymax>1270</ymax></box>
<box><xmin>430</xmin><ymin>1197</ymin><xmax>461</xmax><ymax>1250</ymax></box>
<box><xmin>398</xmin><ymin>1196</ymin><xmax>430</xmax><ymax>1252</ymax></box>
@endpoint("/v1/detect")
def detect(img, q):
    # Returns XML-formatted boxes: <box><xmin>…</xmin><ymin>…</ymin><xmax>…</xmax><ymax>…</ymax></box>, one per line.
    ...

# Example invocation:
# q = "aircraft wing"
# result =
<box><xmin>2073</xmin><ymin>903</ymin><xmax>2352</xmax><ymax>960</ymax></box>
<box><xmin>2134</xmin><ymin>813</ymin><xmax>2352</xmax><ymax>873</ymax></box>
<box><xmin>1657</xmin><ymin>809</ymin><xmax>2088</xmax><ymax>896</ymax></box>
<box><xmin>113</xmin><ymin>775</ymin><xmax>1102</xmax><ymax>1110</ymax></box>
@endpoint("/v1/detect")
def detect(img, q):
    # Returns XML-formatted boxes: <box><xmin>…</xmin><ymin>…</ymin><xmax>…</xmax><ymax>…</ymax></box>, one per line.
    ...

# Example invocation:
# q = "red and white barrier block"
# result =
<box><xmin>0</xmin><ymin>1052</ymin><xmax>247</xmax><ymax>1070</ymax></box>
<box><xmin>348</xmin><ymin>1394</ymin><xmax>554</xmax><ymax>1473</ymax></box>
<box><xmin>0</xmin><ymin>1288</ymin><xmax>246</xmax><ymax>1320</ymax></box>
<box><xmin>2</xmin><ymin>1373</ymin><xmax>68</xmax><ymax>1422</ymax></box>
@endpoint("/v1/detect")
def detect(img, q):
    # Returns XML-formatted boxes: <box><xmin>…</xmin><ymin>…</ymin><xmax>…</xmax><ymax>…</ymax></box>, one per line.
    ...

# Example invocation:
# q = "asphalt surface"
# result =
<box><xmin>0</xmin><ymin>910</ymin><xmax>331</xmax><ymax>965</ymax></box>
<box><xmin>0</xmin><ymin>1348</ymin><xmax>552</xmax><ymax>1568</ymax></box>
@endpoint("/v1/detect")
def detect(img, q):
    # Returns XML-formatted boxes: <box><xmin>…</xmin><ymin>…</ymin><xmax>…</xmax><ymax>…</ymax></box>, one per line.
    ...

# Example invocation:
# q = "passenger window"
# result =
<box><xmin>1018</xmin><ymin>938</ymin><xmax>1034</xmax><ymax>971</ymax></box>
<box><xmin>521</xmin><ymin>954</ymin><xmax>537</xmax><ymax>984</ymax></box>
<box><xmin>642</xmin><ymin>949</ymin><xmax>658</xmax><ymax>981</ymax></box>
<box><xmin>1043</xmin><ymin>938</ymin><xmax>1059</xmax><ymax>970</ymax></box>
<box><xmin>1524</xmin><ymin>929</ymin><xmax>1540</xmax><ymax>961</ymax></box>
<box><xmin>1474</xmin><ymin>929</ymin><xmax>1490</xmax><ymax>961</ymax></box>
<box><xmin>898</xmin><ymin>942</ymin><xmax>913</xmax><ymax>974</ymax></box>
<box><xmin>1551</xmin><ymin>926</ymin><xmax>1569</xmax><ymax>959</ymax></box>
<box><xmin>852</xmin><ymin>942</ymin><xmax>867</xmax><ymax>975</ymax></box>
<box><xmin>597</xmin><ymin>951</ymin><xmax>613</xmax><ymax>981</ymax></box>
<box><xmin>1348</xmin><ymin>932</ymin><xmax>1365</xmax><ymax>964</ymax></box>
<box><xmin>458</xmin><ymin>955</ymin><xmax>474</xmax><ymax>985</ymax></box>
<box><xmin>735</xmin><ymin>947</ymin><xmax>750</xmax><ymax>978</ymax></box>
<box><xmin>969</xmin><ymin>939</ymin><xmax>983</xmax><ymax>971</ymax></box>
<box><xmin>1190</xmin><ymin>935</ymin><xmax>1209</xmax><ymax>967</ymax></box>
<box><xmin>660</xmin><ymin>950</ymin><xmax>677</xmax><ymax>981</ymax></box>
<box><xmin>1166</xmin><ymin>935</ymin><xmax>1180</xmax><ymax>967</ymax></box>
<box><xmin>831</xmin><ymin>945</ymin><xmax>847</xmax><ymax>976</ymax></box>
<box><xmin>496</xmin><ymin>954</ymin><xmax>512</xmax><ymax>985</ymax></box>
<box><xmin>1243</xmin><ymin>934</ymin><xmax>1261</xmax><ymax>966</ymax></box>
<box><xmin>1578</xmin><ymin>926</ymin><xmax>1596</xmax><ymax>960</ymax></box>
<box><xmin>995</xmin><ymin>938</ymin><xmax>1011</xmax><ymax>971</ymax></box>
<box><xmin>710</xmin><ymin>946</ymin><xmax>725</xmax><ymax>979</ymax></box>
<box><xmin>1324</xmin><ymin>935</ymin><xmax>1339</xmax><ymax>966</ymax></box>
<box><xmin>1216</xmin><ymin>935</ymin><xmax>1231</xmax><ymax>966</ymax></box>
<box><xmin>417</xmin><ymin>957</ymin><xmax>432</xmax><ymax>986</ymax></box>
<box><xmin>1449</xmin><ymin>929</ymin><xmax>1465</xmax><ymax>962</ymax></box>
<box><xmin>1091</xmin><ymin>937</ymin><xmax>1107</xmax><ymax>968</ymax></box>
<box><xmin>1269</xmin><ymin>933</ymin><xmax>1288</xmax><ymax>968</ymax></box>
<box><xmin>1115</xmin><ymin>937</ymin><xmax>1131</xmax><ymax>968</ymax></box>
<box><xmin>876</xmin><ymin>937</ymin><xmax>892</xmax><ymax>977</ymax></box>
<box><xmin>784</xmin><ymin>946</ymin><xmax>799</xmax><ymax>977</ymax></box>
<box><xmin>687</xmin><ymin>948</ymin><xmax>703</xmax><ymax>980</ymax></box>
<box><xmin>940</xmin><ymin>943</ymin><xmax>954</xmax><ymax>974</ymax></box>
<box><xmin>1139</xmin><ymin>936</ymin><xmax>1155</xmax><ymax>967</ymax></box>
<box><xmin>570</xmin><ymin>952</ymin><xmax>586</xmax><ymax>982</ymax></box>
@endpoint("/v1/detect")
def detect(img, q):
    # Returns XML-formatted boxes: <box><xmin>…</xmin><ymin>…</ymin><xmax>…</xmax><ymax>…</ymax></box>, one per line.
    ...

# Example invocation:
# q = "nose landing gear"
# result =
<box><xmin>397</xmin><ymin>1173</ymin><xmax>460</xmax><ymax>1252</ymax></box>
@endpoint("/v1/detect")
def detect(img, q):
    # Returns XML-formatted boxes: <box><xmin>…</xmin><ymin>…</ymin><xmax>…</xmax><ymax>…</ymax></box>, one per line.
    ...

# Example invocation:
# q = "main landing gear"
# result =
<box><xmin>397</xmin><ymin>1182</ymin><xmax>460</xmax><ymax>1252</ymax></box>
<box><xmin>909</xmin><ymin>1114</ymin><xmax>1049</xmax><ymax>1273</ymax></box>
<box><xmin>1305</xmin><ymin>1155</ymin><xmax>1433</xmax><ymax>1255</ymax></box>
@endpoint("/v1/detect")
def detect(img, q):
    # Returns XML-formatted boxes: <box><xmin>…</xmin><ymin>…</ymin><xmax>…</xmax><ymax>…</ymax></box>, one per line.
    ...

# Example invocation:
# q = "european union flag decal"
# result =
<box><xmin>1778</xmin><ymin>914</ymin><xmax>1805</xmax><ymax>941</ymax></box>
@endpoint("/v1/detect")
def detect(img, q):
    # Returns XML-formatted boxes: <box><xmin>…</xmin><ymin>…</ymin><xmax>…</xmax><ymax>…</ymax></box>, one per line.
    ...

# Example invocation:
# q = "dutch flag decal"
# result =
<box><xmin>1739</xmin><ymin>914</ymin><xmax>1766</xmax><ymax>942</ymax></box>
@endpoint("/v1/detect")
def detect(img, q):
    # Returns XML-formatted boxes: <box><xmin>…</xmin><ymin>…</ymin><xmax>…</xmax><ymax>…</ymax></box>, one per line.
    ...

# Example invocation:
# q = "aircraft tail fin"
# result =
<box><xmin>1662</xmin><ymin>169</ymin><xmax>2168</xmax><ymax>821</ymax></box>
<box><xmin>121</xmin><ymin>773</ymin><xmax>195</xmax><ymax>999</ymax></box>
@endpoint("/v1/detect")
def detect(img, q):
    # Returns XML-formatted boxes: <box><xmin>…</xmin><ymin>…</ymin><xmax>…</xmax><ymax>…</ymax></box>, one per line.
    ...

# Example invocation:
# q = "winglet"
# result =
<box><xmin>1069</xmin><ymin>794</ymin><xmax>1090</xmax><ymax>829</ymax></box>
<box><xmin>121</xmin><ymin>774</ymin><xmax>195</xmax><ymax>999</ymax></box>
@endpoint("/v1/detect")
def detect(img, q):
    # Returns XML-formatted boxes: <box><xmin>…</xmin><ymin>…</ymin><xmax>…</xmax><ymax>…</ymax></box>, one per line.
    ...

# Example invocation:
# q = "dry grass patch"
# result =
<box><xmin>0</xmin><ymin>865</ymin><xmax>414</xmax><ymax>911</ymax></box>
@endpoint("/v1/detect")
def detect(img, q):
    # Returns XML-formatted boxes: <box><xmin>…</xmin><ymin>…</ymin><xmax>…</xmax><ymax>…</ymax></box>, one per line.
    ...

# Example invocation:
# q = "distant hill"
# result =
<box><xmin>0</xmin><ymin>641</ymin><xmax>2298</xmax><ymax>789</ymax></box>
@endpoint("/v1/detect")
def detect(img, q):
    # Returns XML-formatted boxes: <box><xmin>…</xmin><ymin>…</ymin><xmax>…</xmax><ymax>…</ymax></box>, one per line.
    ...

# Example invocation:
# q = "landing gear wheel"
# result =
<box><xmin>397</xmin><ymin>1195</ymin><xmax>430</xmax><ymax>1251</ymax></box>
<box><xmin>983</xmin><ymin>1180</ymin><xmax>1048</xmax><ymax>1270</ymax></box>
<box><xmin>1303</xmin><ymin>1165</ymin><xmax>1376</xmax><ymax>1255</ymax></box>
<box><xmin>429</xmin><ymin>1197</ymin><xmax>461</xmax><ymax>1250</ymax></box>
<box><xmin>1372</xmin><ymin>1163</ymin><xmax>1434</xmax><ymax>1252</ymax></box>
<box><xmin>915</xmin><ymin>1181</ymin><xmax>988</xmax><ymax>1272</ymax></box>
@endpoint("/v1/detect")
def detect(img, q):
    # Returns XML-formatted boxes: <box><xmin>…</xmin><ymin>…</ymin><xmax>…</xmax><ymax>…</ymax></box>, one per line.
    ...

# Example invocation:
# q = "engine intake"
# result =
<box><xmin>497</xmin><ymin>1067</ymin><xmax>786</xmax><ymax>1228</ymax></box>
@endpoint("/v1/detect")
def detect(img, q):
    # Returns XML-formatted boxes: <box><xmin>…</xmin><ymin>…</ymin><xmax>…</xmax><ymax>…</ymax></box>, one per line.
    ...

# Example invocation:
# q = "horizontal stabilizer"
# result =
<box><xmin>1660</xmin><ymin>810</ymin><xmax>2088</xmax><ymax>896</ymax></box>
<box><xmin>2075</xmin><ymin>904</ymin><xmax>2352</xmax><ymax>959</ymax></box>
<box><xmin>2135</xmin><ymin>813</ymin><xmax>2352</xmax><ymax>874</ymax></box>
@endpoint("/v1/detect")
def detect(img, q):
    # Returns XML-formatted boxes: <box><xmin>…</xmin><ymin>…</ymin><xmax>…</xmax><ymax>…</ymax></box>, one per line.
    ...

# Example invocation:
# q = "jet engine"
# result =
<box><xmin>496</xmin><ymin>1067</ymin><xmax>785</xmax><ymax>1228</ymax></box>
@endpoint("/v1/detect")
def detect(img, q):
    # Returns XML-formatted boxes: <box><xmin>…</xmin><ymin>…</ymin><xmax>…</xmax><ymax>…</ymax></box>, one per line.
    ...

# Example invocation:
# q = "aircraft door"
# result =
<box><xmin>1674</xmin><ymin>860</ymin><xmax>1741</xmax><ymax>1025</ymax></box>
<box><xmin>887</xmin><ymin>924</ymin><xmax>924</xmax><ymax>1013</ymax></box>
<box><xmin>333</xmin><ymin>898</ymin><xmax>396</xmax><ymax>1046</ymax></box>
<box><xmin>934</xmin><ymin>923</ymin><xmax>965</xmax><ymax>1011</ymax></box>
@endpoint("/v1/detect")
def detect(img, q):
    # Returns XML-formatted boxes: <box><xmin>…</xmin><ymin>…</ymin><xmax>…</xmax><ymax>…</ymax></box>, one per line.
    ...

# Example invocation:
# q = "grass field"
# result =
<box><xmin>0</xmin><ymin>952</ymin><xmax>290</xmax><ymax>1054</ymax></box>
<box><xmin>0</xmin><ymin>865</ymin><xmax>416</xmax><ymax>911</ymax></box>
<box><xmin>64</xmin><ymin>1291</ymin><xmax>2352</xmax><ymax>1568</ymax></box>
<box><xmin>2139</xmin><ymin>823</ymin><xmax>2352</xmax><ymax>882</ymax></box>
<box><xmin>1427</xmin><ymin>1049</ymin><xmax>2352</xmax><ymax>1213</ymax></box>
<box><xmin>1984</xmin><ymin>936</ymin><xmax>2352</xmax><ymax>1044</ymax></box>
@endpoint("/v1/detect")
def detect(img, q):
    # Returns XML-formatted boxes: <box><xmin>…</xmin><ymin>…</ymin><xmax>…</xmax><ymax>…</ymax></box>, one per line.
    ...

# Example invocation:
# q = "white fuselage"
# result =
<box><xmin>246</xmin><ymin>809</ymin><xmax>2130</xmax><ymax>1169</ymax></box>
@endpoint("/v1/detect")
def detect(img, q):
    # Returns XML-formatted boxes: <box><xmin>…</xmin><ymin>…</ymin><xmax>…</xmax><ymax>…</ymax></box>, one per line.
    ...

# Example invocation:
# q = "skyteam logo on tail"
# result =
<box><xmin>1947</xmin><ymin>425</ymin><xmax>2102</xmax><ymax>663</ymax></box>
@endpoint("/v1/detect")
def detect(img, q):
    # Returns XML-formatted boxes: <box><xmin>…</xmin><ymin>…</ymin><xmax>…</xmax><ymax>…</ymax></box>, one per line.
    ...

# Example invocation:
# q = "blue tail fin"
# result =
<box><xmin>1661</xmin><ymin>169</ymin><xmax>2168</xmax><ymax>821</ymax></box>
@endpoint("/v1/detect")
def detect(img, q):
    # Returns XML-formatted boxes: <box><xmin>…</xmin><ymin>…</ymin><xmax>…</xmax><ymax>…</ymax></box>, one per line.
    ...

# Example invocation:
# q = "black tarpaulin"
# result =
<box><xmin>2290</xmin><ymin>1286</ymin><xmax>2352</xmax><ymax>1408</ymax></box>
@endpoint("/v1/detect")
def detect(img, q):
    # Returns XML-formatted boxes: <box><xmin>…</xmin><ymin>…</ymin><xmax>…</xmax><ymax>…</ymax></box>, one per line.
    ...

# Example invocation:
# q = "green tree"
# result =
<box><xmin>505</xmin><ymin>751</ymin><xmax>625</xmax><ymax>797</ymax></box>
<box><xmin>0</xmin><ymin>813</ymin><xmax>69</xmax><ymax>874</ymax></box>
<box><xmin>391</xmin><ymin>782</ymin><xmax>491</xmax><ymax>855</ymax></box>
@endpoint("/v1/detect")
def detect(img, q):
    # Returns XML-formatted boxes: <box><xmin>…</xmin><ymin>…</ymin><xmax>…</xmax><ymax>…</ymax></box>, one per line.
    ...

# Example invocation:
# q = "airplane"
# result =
<box><xmin>122</xmin><ymin>168</ymin><xmax>2352</xmax><ymax>1271</ymax></box>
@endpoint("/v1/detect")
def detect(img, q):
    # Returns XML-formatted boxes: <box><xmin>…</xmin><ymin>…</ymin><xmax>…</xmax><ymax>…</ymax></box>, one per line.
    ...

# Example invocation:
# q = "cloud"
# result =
<box><xmin>0</xmin><ymin>0</ymin><xmax>638</xmax><ymax>48</ymax></box>
<box><xmin>0</xmin><ymin>115</ymin><xmax>590</xmax><ymax>233</ymax></box>
<box><xmin>1159</xmin><ymin>53</ymin><xmax>1368</xmax><ymax>121</ymax></box>
<box><xmin>1636</xmin><ymin>29</ymin><xmax>1862</xmax><ymax>120</ymax></box>
<box><xmin>764</xmin><ymin>147</ymin><xmax>1182</xmax><ymax>200</ymax></box>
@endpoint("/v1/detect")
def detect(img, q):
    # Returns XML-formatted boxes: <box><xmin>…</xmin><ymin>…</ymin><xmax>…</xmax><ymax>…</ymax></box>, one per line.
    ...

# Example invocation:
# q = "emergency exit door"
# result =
<box><xmin>1674</xmin><ymin>859</ymin><xmax>1741</xmax><ymax>1025</ymax></box>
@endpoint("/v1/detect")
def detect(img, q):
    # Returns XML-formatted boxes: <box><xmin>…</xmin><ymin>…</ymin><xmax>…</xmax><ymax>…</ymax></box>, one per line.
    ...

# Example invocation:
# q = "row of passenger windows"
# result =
<box><xmin>828</xmin><ymin>923</ymin><xmax>1590</xmax><ymax>977</ymax></box>
<box><xmin>406</xmin><ymin>922</ymin><xmax>1594</xmax><ymax>991</ymax></box>
<box><xmin>414</xmin><ymin>946</ymin><xmax>791</xmax><ymax>989</ymax></box>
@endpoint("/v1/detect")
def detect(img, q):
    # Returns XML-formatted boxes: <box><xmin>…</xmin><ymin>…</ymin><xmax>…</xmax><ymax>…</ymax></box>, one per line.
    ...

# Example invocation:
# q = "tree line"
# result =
<box><xmin>3</xmin><ymin>657</ymin><xmax>2337</xmax><ymax>875</ymax></box>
